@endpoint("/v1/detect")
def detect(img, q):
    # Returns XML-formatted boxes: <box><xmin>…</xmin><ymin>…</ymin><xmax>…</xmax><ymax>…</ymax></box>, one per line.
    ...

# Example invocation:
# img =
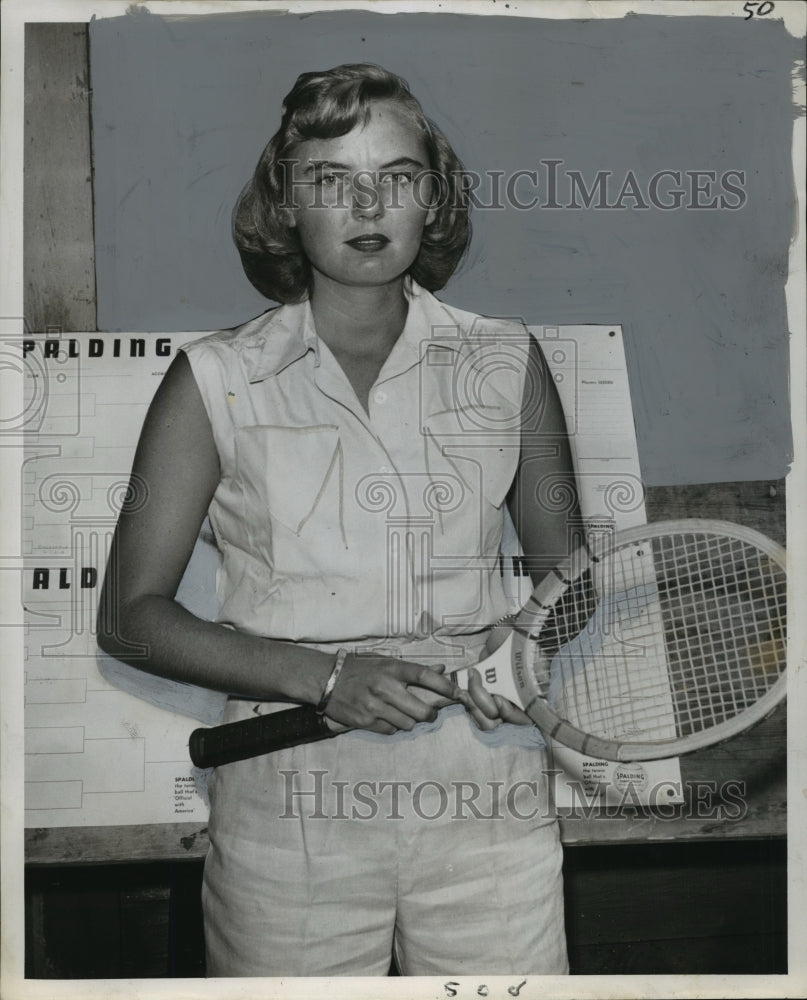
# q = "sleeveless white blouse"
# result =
<box><xmin>181</xmin><ymin>282</ymin><xmax>529</xmax><ymax>671</ymax></box>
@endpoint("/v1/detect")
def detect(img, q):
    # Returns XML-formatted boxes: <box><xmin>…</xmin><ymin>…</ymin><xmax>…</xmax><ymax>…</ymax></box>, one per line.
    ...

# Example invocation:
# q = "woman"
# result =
<box><xmin>98</xmin><ymin>63</ymin><xmax>577</xmax><ymax>977</ymax></box>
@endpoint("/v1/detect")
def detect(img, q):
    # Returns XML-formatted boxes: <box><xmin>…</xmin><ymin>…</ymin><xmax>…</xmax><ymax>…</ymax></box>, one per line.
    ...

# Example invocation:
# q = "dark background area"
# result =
<box><xmin>26</xmin><ymin>841</ymin><xmax>787</xmax><ymax>978</ymax></box>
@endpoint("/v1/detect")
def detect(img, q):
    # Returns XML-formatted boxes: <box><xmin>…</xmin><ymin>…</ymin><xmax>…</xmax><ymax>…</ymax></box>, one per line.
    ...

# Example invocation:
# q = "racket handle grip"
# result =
<box><xmin>189</xmin><ymin>705</ymin><xmax>337</xmax><ymax>768</ymax></box>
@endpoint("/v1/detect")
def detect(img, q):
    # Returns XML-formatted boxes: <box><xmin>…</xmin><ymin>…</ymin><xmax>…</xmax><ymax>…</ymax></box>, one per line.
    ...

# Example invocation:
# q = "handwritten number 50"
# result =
<box><xmin>744</xmin><ymin>1</ymin><xmax>775</xmax><ymax>18</ymax></box>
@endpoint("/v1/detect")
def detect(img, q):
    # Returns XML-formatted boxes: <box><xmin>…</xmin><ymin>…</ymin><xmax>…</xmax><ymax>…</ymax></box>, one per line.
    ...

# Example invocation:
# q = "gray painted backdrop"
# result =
<box><xmin>89</xmin><ymin>9</ymin><xmax>801</xmax><ymax>487</ymax></box>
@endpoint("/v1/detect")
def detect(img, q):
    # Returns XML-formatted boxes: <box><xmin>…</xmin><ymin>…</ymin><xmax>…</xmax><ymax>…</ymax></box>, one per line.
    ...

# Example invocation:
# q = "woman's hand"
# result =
<box><xmin>324</xmin><ymin>655</ymin><xmax>462</xmax><ymax>735</ymax></box>
<box><xmin>459</xmin><ymin>668</ymin><xmax>534</xmax><ymax>731</ymax></box>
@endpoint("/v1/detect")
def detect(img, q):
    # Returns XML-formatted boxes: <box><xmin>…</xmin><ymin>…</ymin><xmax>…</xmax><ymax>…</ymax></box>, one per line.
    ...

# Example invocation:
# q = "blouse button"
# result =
<box><xmin>374</xmin><ymin>390</ymin><xmax>387</xmax><ymax>404</ymax></box>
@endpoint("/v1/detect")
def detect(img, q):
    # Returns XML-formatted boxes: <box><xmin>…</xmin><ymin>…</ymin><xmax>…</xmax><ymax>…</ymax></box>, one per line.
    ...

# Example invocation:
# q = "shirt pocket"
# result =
<box><xmin>422</xmin><ymin>408</ymin><xmax>521</xmax><ymax>511</ymax></box>
<box><xmin>233</xmin><ymin>424</ymin><xmax>343</xmax><ymax>539</ymax></box>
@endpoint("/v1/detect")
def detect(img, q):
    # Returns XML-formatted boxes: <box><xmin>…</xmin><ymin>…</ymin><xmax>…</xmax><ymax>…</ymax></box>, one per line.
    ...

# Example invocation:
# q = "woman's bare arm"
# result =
<box><xmin>464</xmin><ymin>333</ymin><xmax>580</xmax><ymax>728</ymax></box>
<box><xmin>508</xmin><ymin>333</ymin><xmax>580</xmax><ymax>585</ymax></box>
<box><xmin>97</xmin><ymin>352</ymin><xmax>458</xmax><ymax>733</ymax></box>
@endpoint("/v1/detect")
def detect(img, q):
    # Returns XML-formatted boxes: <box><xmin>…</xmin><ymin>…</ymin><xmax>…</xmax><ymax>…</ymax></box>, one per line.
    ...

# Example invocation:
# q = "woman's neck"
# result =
<box><xmin>309</xmin><ymin>277</ymin><xmax>409</xmax><ymax>359</ymax></box>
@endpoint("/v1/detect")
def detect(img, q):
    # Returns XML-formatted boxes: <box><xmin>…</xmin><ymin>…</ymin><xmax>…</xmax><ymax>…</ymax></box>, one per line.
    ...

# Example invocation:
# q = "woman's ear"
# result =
<box><xmin>280</xmin><ymin>205</ymin><xmax>297</xmax><ymax>229</ymax></box>
<box><xmin>425</xmin><ymin>205</ymin><xmax>437</xmax><ymax>228</ymax></box>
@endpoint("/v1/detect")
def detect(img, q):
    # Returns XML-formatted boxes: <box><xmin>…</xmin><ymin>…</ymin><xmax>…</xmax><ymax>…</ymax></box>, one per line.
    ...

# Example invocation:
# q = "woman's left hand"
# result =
<box><xmin>459</xmin><ymin>668</ymin><xmax>534</xmax><ymax>730</ymax></box>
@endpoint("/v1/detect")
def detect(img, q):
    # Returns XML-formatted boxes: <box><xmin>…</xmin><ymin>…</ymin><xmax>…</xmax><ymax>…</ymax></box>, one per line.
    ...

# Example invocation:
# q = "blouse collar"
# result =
<box><xmin>237</xmin><ymin>280</ymin><xmax>467</xmax><ymax>384</ymax></box>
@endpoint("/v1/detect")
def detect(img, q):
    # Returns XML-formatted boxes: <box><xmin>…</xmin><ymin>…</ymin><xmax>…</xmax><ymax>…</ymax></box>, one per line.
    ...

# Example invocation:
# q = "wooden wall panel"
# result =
<box><xmin>24</xmin><ymin>23</ymin><xmax>96</xmax><ymax>333</ymax></box>
<box><xmin>563</xmin><ymin>840</ymin><xmax>787</xmax><ymax>975</ymax></box>
<box><xmin>25</xmin><ymin>842</ymin><xmax>787</xmax><ymax>978</ymax></box>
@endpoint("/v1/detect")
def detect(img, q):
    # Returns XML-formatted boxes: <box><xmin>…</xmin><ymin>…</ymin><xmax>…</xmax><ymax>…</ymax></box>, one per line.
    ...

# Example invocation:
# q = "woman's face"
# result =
<box><xmin>284</xmin><ymin>100</ymin><xmax>437</xmax><ymax>293</ymax></box>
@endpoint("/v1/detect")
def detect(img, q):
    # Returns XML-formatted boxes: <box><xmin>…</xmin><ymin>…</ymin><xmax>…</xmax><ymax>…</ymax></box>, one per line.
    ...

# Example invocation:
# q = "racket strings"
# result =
<box><xmin>533</xmin><ymin>553</ymin><xmax>676</xmax><ymax>739</ymax></box>
<box><xmin>533</xmin><ymin>573</ymin><xmax>598</xmax><ymax>659</ymax></box>
<box><xmin>524</xmin><ymin>531</ymin><xmax>786</xmax><ymax>744</ymax></box>
<box><xmin>656</xmin><ymin>534</ymin><xmax>786</xmax><ymax>736</ymax></box>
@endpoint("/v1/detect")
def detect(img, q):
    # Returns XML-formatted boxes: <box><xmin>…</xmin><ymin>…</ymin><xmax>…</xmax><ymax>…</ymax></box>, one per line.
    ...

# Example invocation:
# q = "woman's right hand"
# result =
<box><xmin>323</xmin><ymin>654</ymin><xmax>462</xmax><ymax>735</ymax></box>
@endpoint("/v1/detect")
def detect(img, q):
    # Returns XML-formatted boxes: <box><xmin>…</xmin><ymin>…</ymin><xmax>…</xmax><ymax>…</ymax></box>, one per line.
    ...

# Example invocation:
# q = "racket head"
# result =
<box><xmin>511</xmin><ymin>519</ymin><xmax>787</xmax><ymax>762</ymax></box>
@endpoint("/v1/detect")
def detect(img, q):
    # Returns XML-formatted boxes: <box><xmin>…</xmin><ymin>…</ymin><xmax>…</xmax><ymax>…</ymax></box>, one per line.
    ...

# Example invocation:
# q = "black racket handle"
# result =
<box><xmin>189</xmin><ymin>705</ymin><xmax>337</xmax><ymax>768</ymax></box>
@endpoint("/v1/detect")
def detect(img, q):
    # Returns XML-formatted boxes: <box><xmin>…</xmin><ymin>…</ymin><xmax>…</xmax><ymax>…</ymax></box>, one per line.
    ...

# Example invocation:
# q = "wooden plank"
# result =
<box><xmin>24</xmin><ymin>23</ymin><xmax>96</xmax><ymax>332</ymax></box>
<box><xmin>26</xmin><ymin>822</ymin><xmax>210</xmax><ymax>866</ymax></box>
<box><xmin>568</xmin><ymin>934</ymin><xmax>786</xmax><ymax>976</ymax></box>
<box><xmin>645</xmin><ymin>479</ymin><xmax>786</xmax><ymax>545</ymax></box>
<box><xmin>563</xmin><ymin>838</ymin><xmax>787</xmax><ymax>973</ymax></box>
<box><xmin>25</xmin><ymin>862</ymin><xmax>206</xmax><ymax>979</ymax></box>
<box><xmin>563</xmin><ymin>840</ymin><xmax>786</xmax><ymax>946</ymax></box>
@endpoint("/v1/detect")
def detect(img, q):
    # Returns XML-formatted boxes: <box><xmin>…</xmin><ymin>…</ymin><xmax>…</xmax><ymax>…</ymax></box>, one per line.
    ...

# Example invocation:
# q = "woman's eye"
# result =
<box><xmin>317</xmin><ymin>172</ymin><xmax>346</xmax><ymax>188</ymax></box>
<box><xmin>382</xmin><ymin>171</ymin><xmax>414</xmax><ymax>185</ymax></box>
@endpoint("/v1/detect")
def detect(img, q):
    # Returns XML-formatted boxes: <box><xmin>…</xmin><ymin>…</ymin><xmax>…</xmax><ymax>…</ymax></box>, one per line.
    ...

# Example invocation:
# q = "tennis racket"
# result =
<box><xmin>189</xmin><ymin>519</ymin><xmax>787</xmax><ymax>767</ymax></box>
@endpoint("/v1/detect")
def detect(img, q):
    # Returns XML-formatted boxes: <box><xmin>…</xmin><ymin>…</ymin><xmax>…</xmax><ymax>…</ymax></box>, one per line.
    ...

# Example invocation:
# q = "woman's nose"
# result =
<box><xmin>351</xmin><ymin>175</ymin><xmax>385</xmax><ymax>220</ymax></box>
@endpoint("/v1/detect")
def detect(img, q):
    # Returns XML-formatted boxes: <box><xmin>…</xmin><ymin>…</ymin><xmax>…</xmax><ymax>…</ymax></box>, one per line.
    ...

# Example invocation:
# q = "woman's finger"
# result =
<box><xmin>374</xmin><ymin>703</ymin><xmax>425</xmax><ymax>732</ymax></box>
<box><xmin>361</xmin><ymin>719</ymin><xmax>399</xmax><ymax>736</ymax></box>
<box><xmin>397</xmin><ymin>660</ymin><xmax>460</xmax><ymax>701</ymax></box>
<box><xmin>467</xmin><ymin>668</ymin><xmax>500</xmax><ymax>719</ymax></box>
<box><xmin>460</xmin><ymin>670</ymin><xmax>501</xmax><ymax>730</ymax></box>
<box><xmin>458</xmin><ymin>691</ymin><xmax>500</xmax><ymax>731</ymax></box>
<box><xmin>492</xmin><ymin>694</ymin><xmax>534</xmax><ymax>727</ymax></box>
<box><xmin>386</xmin><ymin>686</ymin><xmax>443</xmax><ymax>724</ymax></box>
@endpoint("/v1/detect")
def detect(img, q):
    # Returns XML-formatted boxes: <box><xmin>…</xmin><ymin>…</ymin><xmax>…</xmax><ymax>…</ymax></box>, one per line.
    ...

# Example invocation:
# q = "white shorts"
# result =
<box><xmin>202</xmin><ymin>702</ymin><xmax>568</xmax><ymax>977</ymax></box>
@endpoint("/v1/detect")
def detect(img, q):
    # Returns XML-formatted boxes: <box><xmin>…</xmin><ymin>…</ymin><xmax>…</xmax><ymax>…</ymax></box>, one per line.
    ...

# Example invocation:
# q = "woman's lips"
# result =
<box><xmin>345</xmin><ymin>234</ymin><xmax>390</xmax><ymax>253</ymax></box>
